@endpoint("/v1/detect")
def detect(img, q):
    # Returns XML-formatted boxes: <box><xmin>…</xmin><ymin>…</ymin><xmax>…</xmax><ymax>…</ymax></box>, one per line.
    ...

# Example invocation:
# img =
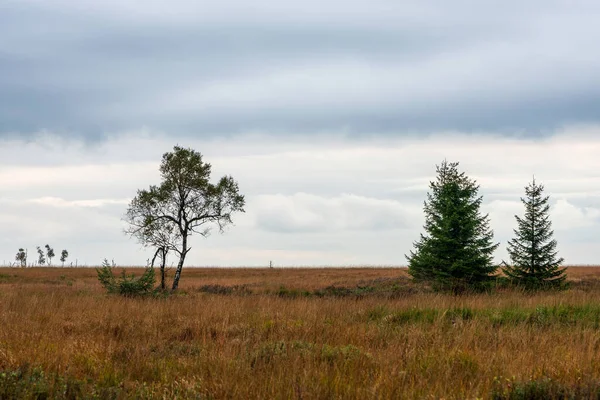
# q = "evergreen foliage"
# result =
<box><xmin>504</xmin><ymin>178</ymin><xmax>567</xmax><ymax>289</ymax></box>
<box><xmin>407</xmin><ymin>160</ymin><xmax>499</xmax><ymax>292</ymax></box>
<box><xmin>96</xmin><ymin>259</ymin><xmax>117</xmax><ymax>293</ymax></box>
<box><xmin>96</xmin><ymin>259</ymin><xmax>156</xmax><ymax>297</ymax></box>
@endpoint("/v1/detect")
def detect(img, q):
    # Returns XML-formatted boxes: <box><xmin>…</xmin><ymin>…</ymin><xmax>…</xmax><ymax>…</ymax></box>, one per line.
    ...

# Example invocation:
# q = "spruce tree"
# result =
<box><xmin>504</xmin><ymin>178</ymin><xmax>566</xmax><ymax>289</ymax></box>
<box><xmin>407</xmin><ymin>160</ymin><xmax>499</xmax><ymax>292</ymax></box>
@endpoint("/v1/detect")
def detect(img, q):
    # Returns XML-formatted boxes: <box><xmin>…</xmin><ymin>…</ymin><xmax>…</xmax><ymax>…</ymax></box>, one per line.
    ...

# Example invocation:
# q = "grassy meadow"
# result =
<box><xmin>2</xmin><ymin>266</ymin><xmax>600</xmax><ymax>399</ymax></box>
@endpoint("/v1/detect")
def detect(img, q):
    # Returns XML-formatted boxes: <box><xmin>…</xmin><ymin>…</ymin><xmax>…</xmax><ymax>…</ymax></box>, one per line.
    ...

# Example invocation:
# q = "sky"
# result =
<box><xmin>1</xmin><ymin>0</ymin><xmax>600</xmax><ymax>266</ymax></box>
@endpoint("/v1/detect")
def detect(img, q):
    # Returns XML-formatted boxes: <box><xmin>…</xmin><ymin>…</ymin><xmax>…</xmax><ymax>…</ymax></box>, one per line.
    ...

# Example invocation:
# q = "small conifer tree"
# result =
<box><xmin>407</xmin><ymin>160</ymin><xmax>499</xmax><ymax>292</ymax></box>
<box><xmin>503</xmin><ymin>178</ymin><xmax>566</xmax><ymax>289</ymax></box>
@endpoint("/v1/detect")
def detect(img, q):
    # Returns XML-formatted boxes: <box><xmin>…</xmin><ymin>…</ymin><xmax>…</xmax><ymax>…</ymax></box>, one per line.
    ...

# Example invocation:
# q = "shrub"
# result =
<box><xmin>96</xmin><ymin>259</ymin><xmax>117</xmax><ymax>293</ymax></box>
<box><xmin>198</xmin><ymin>284</ymin><xmax>252</xmax><ymax>295</ymax></box>
<box><xmin>276</xmin><ymin>286</ymin><xmax>311</xmax><ymax>298</ymax></box>
<box><xmin>96</xmin><ymin>259</ymin><xmax>156</xmax><ymax>297</ymax></box>
<box><xmin>491</xmin><ymin>376</ymin><xmax>600</xmax><ymax>399</ymax></box>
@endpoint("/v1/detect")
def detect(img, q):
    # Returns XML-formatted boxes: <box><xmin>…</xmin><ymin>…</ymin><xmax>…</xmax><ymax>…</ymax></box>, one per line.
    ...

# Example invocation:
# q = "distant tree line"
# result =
<box><xmin>15</xmin><ymin>245</ymin><xmax>69</xmax><ymax>267</ymax></box>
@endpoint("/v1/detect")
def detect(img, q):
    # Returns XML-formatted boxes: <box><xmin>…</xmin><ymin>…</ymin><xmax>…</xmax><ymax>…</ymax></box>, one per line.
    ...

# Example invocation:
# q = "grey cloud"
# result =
<box><xmin>2</xmin><ymin>1</ymin><xmax>600</xmax><ymax>138</ymax></box>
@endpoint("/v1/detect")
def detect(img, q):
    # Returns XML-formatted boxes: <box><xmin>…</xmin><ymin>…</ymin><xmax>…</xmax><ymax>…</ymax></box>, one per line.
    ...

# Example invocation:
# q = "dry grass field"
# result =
<box><xmin>2</xmin><ymin>266</ymin><xmax>600</xmax><ymax>399</ymax></box>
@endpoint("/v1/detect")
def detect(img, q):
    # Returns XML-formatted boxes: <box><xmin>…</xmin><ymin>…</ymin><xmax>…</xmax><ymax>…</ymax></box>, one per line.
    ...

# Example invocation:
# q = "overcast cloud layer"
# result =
<box><xmin>1</xmin><ymin>1</ymin><xmax>600</xmax><ymax>265</ymax></box>
<box><xmin>3</xmin><ymin>1</ymin><xmax>600</xmax><ymax>137</ymax></box>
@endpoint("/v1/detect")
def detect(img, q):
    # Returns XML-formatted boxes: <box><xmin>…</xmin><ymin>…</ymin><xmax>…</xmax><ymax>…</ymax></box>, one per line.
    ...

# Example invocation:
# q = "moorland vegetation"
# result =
<box><xmin>1</xmin><ymin>146</ymin><xmax>580</xmax><ymax>399</ymax></box>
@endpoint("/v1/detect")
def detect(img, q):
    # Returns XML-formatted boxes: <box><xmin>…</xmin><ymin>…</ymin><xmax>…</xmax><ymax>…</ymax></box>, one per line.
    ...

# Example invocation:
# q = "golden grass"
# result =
<box><xmin>1</xmin><ymin>266</ymin><xmax>600</xmax><ymax>399</ymax></box>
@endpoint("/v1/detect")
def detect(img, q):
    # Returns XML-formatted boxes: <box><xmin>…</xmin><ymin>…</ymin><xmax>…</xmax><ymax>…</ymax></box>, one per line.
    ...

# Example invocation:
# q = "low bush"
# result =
<box><xmin>96</xmin><ymin>259</ymin><xmax>156</xmax><ymax>297</ymax></box>
<box><xmin>198</xmin><ymin>284</ymin><xmax>252</xmax><ymax>295</ymax></box>
<box><xmin>492</xmin><ymin>376</ymin><xmax>600</xmax><ymax>399</ymax></box>
<box><xmin>275</xmin><ymin>286</ymin><xmax>311</xmax><ymax>298</ymax></box>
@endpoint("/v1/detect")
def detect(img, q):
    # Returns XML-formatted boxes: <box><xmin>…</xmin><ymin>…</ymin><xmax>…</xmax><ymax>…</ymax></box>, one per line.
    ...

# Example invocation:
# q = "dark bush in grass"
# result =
<box><xmin>275</xmin><ymin>286</ymin><xmax>312</xmax><ymax>298</ymax></box>
<box><xmin>492</xmin><ymin>376</ymin><xmax>600</xmax><ymax>399</ymax></box>
<box><xmin>0</xmin><ymin>365</ymin><xmax>86</xmax><ymax>400</ymax></box>
<box><xmin>96</xmin><ymin>259</ymin><xmax>156</xmax><ymax>297</ymax></box>
<box><xmin>198</xmin><ymin>284</ymin><xmax>252</xmax><ymax>295</ymax></box>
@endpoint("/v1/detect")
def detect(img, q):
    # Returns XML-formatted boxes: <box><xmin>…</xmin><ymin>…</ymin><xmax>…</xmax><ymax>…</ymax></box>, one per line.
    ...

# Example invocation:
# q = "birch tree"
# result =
<box><xmin>125</xmin><ymin>146</ymin><xmax>245</xmax><ymax>291</ymax></box>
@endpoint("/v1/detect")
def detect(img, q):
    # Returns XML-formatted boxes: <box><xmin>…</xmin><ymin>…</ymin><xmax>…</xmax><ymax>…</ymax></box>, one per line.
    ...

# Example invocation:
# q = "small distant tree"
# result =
<box><xmin>503</xmin><ymin>178</ymin><xmax>567</xmax><ymax>289</ymax></box>
<box><xmin>60</xmin><ymin>250</ymin><xmax>69</xmax><ymax>267</ymax></box>
<box><xmin>45</xmin><ymin>244</ymin><xmax>55</xmax><ymax>266</ymax></box>
<box><xmin>407</xmin><ymin>160</ymin><xmax>499</xmax><ymax>293</ymax></box>
<box><xmin>36</xmin><ymin>246</ymin><xmax>46</xmax><ymax>266</ymax></box>
<box><xmin>124</xmin><ymin>146</ymin><xmax>245</xmax><ymax>291</ymax></box>
<box><xmin>15</xmin><ymin>248</ymin><xmax>27</xmax><ymax>268</ymax></box>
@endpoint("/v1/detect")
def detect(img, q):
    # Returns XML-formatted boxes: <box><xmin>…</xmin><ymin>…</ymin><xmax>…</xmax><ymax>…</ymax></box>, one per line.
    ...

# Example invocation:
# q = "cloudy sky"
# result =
<box><xmin>1</xmin><ymin>0</ymin><xmax>600</xmax><ymax>266</ymax></box>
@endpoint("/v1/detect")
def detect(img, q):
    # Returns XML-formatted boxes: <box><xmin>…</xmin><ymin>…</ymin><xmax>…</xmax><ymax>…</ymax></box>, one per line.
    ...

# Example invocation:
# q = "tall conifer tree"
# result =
<box><xmin>503</xmin><ymin>178</ymin><xmax>566</xmax><ymax>289</ymax></box>
<box><xmin>407</xmin><ymin>160</ymin><xmax>499</xmax><ymax>292</ymax></box>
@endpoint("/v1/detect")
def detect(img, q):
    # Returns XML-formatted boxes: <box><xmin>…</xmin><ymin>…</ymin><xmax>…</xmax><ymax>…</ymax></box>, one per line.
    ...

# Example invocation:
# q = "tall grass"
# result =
<box><xmin>1</xmin><ymin>267</ymin><xmax>600</xmax><ymax>398</ymax></box>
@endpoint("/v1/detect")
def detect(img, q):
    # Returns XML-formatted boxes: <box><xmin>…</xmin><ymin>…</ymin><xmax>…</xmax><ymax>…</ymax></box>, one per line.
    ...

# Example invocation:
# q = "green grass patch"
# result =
<box><xmin>0</xmin><ymin>364</ymin><xmax>213</xmax><ymax>399</ymax></box>
<box><xmin>0</xmin><ymin>273</ymin><xmax>17</xmax><ymax>283</ymax></box>
<box><xmin>365</xmin><ymin>304</ymin><xmax>600</xmax><ymax>328</ymax></box>
<box><xmin>249</xmin><ymin>340</ymin><xmax>369</xmax><ymax>369</ymax></box>
<box><xmin>0</xmin><ymin>365</ymin><xmax>116</xmax><ymax>400</ymax></box>
<box><xmin>492</xmin><ymin>376</ymin><xmax>600</xmax><ymax>399</ymax></box>
<box><xmin>274</xmin><ymin>286</ymin><xmax>312</xmax><ymax>298</ymax></box>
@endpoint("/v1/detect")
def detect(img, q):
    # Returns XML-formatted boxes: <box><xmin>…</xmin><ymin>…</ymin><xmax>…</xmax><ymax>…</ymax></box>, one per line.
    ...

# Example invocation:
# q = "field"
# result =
<box><xmin>2</xmin><ymin>267</ymin><xmax>600</xmax><ymax>399</ymax></box>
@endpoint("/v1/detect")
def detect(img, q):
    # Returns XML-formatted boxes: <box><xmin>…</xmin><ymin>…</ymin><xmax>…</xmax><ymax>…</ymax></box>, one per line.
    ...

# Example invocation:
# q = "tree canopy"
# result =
<box><xmin>503</xmin><ymin>178</ymin><xmax>566</xmax><ymax>289</ymax></box>
<box><xmin>125</xmin><ymin>146</ymin><xmax>245</xmax><ymax>290</ymax></box>
<box><xmin>407</xmin><ymin>160</ymin><xmax>499</xmax><ymax>292</ymax></box>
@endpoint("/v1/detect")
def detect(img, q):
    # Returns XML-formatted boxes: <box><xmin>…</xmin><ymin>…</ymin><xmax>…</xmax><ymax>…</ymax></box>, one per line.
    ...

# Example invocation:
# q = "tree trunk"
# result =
<box><xmin>150</xmin><ymin>248</ymin><xmax>166</xmax><ymax>291</ymax></box>
<box><xmin>172</xmin><ymin>233</ymin><xmax>188</xmax><ymax>291</ymax></box>
<box><xmin>160</xmin><ymin>248</ymin><xmax>166</xmax><ymax>291</ymax></box>
<box><xmin>150</xmin><ymin>248</ymin><xmax>159</xmax><ymax>268</ymax></box>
